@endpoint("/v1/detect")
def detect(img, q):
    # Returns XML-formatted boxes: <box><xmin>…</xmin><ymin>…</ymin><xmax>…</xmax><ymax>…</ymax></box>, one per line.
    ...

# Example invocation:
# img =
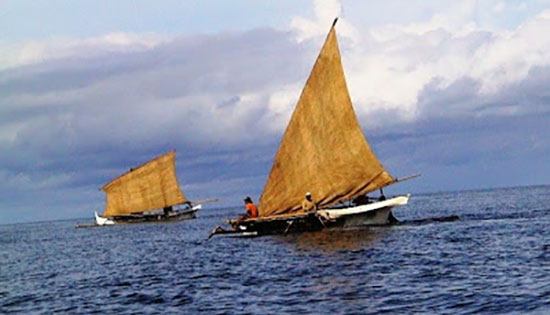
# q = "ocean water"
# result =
<box><xmin>1</xmin><ymin>185</ymin><xmax>549</xmax><ymax>314</ymax></box>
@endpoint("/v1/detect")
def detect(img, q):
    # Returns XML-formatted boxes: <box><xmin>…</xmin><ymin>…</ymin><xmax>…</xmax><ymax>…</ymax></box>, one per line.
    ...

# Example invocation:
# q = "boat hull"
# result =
<box><xmin>320</xmin><ymin>194</ymin><xmax>409</xmax><ymax>227</ymax></box>
<box><xmin>215</xmin><ymin>195</ymin><xmax>409</xmax><ymax>237</ymax></box>
<box><xmin>330</xmin><ymin>206</ymin><xmax>393</xmax><ymax>227</ymax></box>
<box><xmin>230</xmin><ymin>212</ymin><xmax>325</xmax><ymax>236</ymax></box>
<box><xmin>94</xmin><ymin>205</ymin><xmax>201</xmax><ymax>226</ymax></box>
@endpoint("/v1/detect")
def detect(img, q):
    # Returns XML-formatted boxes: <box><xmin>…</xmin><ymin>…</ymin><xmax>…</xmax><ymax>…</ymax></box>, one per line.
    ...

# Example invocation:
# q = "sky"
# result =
<box><xmin>1</xmin><ymin>0</ymin><xmax>549</xmax><ymax>224</ymax></box>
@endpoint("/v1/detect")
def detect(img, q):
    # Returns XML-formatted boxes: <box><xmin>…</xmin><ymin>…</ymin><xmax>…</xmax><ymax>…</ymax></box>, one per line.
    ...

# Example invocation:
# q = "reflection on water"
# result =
<box><xmin>277</xmin><ymin>227</ymin><xmax>390</xmax><ymax>252</ymax></box>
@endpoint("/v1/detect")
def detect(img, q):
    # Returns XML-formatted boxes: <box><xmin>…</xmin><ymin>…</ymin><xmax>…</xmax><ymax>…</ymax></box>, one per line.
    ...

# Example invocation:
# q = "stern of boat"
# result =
<box><xmin>94</xmin><ymin>211</ymin><xmax>115</xmax><ymax>226</ymax></box>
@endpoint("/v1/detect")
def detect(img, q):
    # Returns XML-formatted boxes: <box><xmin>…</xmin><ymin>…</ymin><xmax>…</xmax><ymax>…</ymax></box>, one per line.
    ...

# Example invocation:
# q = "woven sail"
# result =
<box><xmin>258</xmin><ymin>21</ymin><xmax>394</xmax><ymax>217</ymax></box>
<box><xmin>102</xmin><ymin>151</ymin><xmax>187</xmax><ymax>217</ymax></box>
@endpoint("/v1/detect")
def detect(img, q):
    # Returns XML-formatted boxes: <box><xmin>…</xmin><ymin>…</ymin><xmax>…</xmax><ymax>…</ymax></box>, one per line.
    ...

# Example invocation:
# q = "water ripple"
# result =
<box><xmin>1</xmin><ymin>186</ymin><xmax>550</xmax><ymax>313</ymax></box>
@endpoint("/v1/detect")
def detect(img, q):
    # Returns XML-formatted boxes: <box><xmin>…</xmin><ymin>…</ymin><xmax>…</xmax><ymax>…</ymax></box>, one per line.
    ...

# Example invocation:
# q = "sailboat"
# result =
<box><xmin>93</xmin><ymin>151</ymin><xmax>202</xmax><ymax>226</ymax></box>
<box><xmin>210</xmin><ymin>19</ymin><xmax>417</xmax><ymax>237</ymax></box>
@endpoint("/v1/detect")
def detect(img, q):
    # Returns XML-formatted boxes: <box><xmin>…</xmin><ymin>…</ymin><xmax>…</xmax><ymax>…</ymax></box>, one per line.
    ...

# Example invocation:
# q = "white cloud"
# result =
<box><xmin>290</xmin><ymin>0</ymin><xmax>359</xmax><ymax>43</ymax></box>
<box><xmin>3</xmin><ymin>1</ymin><xmax>549</xmax><ymax>130</ymax></box>
<box><xmin>493</xmin><ymin>2</ymin><xmax>507</xmax><ymax>13</ymax></box>
<box><xmin>329</xmin><ymin>4</ymin><xmax>550</xmax><ymax>119</ymax></box>
<box><xmin>0</xmin><ymin>121</ymin><xmax>24</xmax><ymax>143</ymax></box>
<box><xmin>259</xmin><ymin>1</ymin><xmax>545</xmax><ymax>126</ymax></box>
<box><xmin>1</xmin><ymin>0</ymin><xmax>550</xmax><ymax>223</ymax></box>
<box><xmin>0</xmin><ymin>32</ymin><xmax>168</xmax><ymax>70</ymax></box>
<box><xmin>0</xmin><ymin>169</ymin><xmax>74</xmax><ymax>191</ymax></box>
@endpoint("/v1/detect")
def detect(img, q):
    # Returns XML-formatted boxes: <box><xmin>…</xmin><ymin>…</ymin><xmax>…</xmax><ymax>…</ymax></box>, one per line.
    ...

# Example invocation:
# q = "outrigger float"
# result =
<box><xmin>77</xmin><ymin>151</ymin><xmax>207</xmax><ymax>228</ymax></box>
<box><xmin>210</xmin><ymin>19</ymin><xmax>418</xmax><ymax>238</ymax></box>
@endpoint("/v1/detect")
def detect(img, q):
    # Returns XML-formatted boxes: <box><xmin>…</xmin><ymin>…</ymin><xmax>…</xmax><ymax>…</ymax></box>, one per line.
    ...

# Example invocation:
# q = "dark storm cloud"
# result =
<box><xmin>369</xmin><ymin>66</ymin><xmax>550</xmax><ymax>193</ymax></box>
<box><xmin>1</xmin><ymin>24</ymin><xmax>550</xmax><ymax>223</ymax></box>
<box><xmin>415</xmin><ymin>66</ymin><xmax>550</xmax><ymax>120</ymax></box>
<box><xmin>0</xmin><ymin>28</ymin><xmax>312</xmax><ymax>223</ymax></box>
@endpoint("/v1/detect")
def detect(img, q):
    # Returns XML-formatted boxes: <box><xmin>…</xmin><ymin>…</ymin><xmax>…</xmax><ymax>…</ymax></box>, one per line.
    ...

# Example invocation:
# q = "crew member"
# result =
<box><xmin>378</xmin><ymin>188</ymin><xmax>386</xmax><ymax>201</ymax></box>
<box><xmin>352</xmin><ymin>194</ymin><xmax>370</xmax><ymax>206</ymax></box>
<box><xmin>163</xmin><ymin>206</ymin><xmax>172</xmax><ymax>217</ymax></box>
<box><xmin>243</xmin><ymin>196</ymin><xmax>258</xmax><ymax>219</ymax></box>
<box><xmin>301</xmin><ymin>192</ymin><xmax>317</xmax><ymax>212</ymax></box>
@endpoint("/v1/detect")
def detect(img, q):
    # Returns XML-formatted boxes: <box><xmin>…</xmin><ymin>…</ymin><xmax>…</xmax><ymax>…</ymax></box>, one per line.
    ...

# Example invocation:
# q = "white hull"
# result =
<box><xmin>95</xmin><ymin>211</ymin><xmax>115</xmax><ymax>226</ymax></box>
<box><xmin>318</xmin><ymin>194</ymin><xmax>410</xmax><ymax>226</ymax></box>
<box><xmin>94</xmin><ymin>204</ymin><xmax>202</xmax><ymax>226</ymax></box>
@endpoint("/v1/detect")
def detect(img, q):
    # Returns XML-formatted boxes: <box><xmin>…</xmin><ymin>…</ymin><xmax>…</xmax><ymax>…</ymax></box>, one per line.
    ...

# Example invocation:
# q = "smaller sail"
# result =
<box><xmin>102</xmin><ymin>151</ymin><xmax>187</xmax><ymax>217</ymax></box>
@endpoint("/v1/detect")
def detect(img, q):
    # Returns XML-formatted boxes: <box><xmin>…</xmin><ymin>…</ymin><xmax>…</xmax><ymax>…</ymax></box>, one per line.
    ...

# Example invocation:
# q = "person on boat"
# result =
<box><xmin>242</xmin><ymin>196</ymin><xmax>258</xmax><ymax>219</ymax></box>
<box><xmin>378</xmin><ymin>189</ymin><xmax>386</xmax><ymax>201</ymax></box>
<box><xmin>352</xmin><ymin>194</ymin><xmax>371</xmax><ymax>206</ymax></box>
<box><xmin>302</xmin><ymin>192</ymin><xmax>317</xmax><ymax>212</ymax></box>
<box><xmin>231</xmin><ymin>197</ymin><xmax>258</xmax><ymax>226</ymax></box>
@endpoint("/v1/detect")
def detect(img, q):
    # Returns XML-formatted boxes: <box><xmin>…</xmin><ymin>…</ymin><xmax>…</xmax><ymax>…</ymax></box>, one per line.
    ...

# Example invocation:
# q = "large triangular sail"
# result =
<box><xmin>102</xmin><ymin>151</ymin><xmax>187</xmax><ymax>217</ymax></box>
<box><xmin>258</xmin><ymin>20</ymin><xmax>394</xmax><ymax>217</ymax></box>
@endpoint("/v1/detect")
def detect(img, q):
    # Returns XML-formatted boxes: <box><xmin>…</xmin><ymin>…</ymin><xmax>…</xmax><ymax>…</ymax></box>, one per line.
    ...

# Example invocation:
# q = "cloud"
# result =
<box><xmin>0</xmin><ymin>28</ymin><xmax>310</xmax><ymax>222</ymax></box>
<box><xmin>290</xmin><ymin>0</ymin><xmax>359</xmax><ymax>43</ymax></box>
<box><xmin>340</xmin><ymin>7</ymin><xmax>550</xmax><ymax>123</ymax></box>
<box><xmin>368</xmin><ymin>1</ymin><xmax>479</xmax><ymax>40</ymax></box>
<box><xmin>0</xmin><ymin>28</ymin><xmax>307</xmax><ymax>150</ymax></box>
<box><xmin>0</xmin><ymin>0</ymin><xmax>549</xmax><ymax>223</ymax></box>
<box><xmin>0</xmin><ymin>32</ymin><xmax>168</xmax><ymax>71</ymax></box>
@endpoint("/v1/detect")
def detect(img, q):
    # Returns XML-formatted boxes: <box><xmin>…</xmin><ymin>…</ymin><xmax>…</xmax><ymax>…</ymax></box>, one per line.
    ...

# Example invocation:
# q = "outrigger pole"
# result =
<box><xmin>393</xmin><ymin>173</ymin><xmax>421</xmax><ymax>184</ymax></box>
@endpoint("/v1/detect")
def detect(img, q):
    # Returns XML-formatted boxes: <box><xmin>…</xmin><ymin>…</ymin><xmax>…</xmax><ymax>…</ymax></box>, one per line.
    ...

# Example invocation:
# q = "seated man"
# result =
<box><xmin>163</xmin><ymin>205</ymin><xmax>173</xmax><ymax>217</ymax></box>
<box><xmin>229</xmin><ymin>197</ymin><xmax>258</xmax><ymax>227</ymax></box>
<box><xmin>242</xmin><ymin>196</ymin><xmax>258</xmax><ymax>219</ymax></box>
<box><xmin>352</xmin><ymin>194</ymin><xmax>370</xmax><ymax>206</ymax></box>
<box><xmin>301</xmin><ymin>192</ymin><xmax>317</xmax><ymax>213</ymax></box>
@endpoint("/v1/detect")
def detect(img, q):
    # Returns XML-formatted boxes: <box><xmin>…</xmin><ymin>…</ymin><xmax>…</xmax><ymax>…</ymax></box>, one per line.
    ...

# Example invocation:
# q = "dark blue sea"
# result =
<box><xmin>1</xmin><ymin>186</ymin><xmax>549</xmax><ymax>314</ymax></box>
